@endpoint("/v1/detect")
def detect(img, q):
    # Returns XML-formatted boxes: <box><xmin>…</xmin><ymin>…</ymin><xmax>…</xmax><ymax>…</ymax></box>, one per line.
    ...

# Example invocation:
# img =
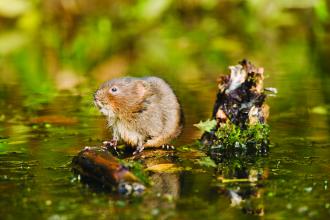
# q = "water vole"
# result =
<box><xmin>94</xmin><ymin>77</ymin><xmax>183</xmax><ymax>154</ymax></box>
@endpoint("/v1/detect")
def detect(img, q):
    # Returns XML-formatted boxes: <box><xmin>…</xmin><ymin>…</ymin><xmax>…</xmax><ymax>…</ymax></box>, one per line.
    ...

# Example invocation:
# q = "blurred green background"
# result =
<box><xmin>1</xmin><ymin>0</ymin><xmax>329</xmax><ymax>137</ymax></box>
<box><xmin>1</xmin><ymin>0</ymin><xmax>329</xmax><ymax>89</ymax></box>
<box><xmin>1</xmin><ymin>0</ymin><xmax>330</xmax><ymax>219</ymax></box>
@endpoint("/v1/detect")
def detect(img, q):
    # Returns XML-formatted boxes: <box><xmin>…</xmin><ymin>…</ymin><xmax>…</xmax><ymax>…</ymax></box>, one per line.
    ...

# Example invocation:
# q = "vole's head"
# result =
<box><xmin>94</xmin><ymin>77</ymin><xmax>150</xmax><ymax>118</ymax></box>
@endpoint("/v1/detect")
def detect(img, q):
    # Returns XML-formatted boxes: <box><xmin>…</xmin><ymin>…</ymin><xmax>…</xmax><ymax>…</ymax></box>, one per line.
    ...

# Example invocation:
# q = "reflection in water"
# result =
<box><xmin>1</xmin><ymin>0</ymin><xmax>330</xmax><ymax>219</ymax></box>
<box><xmin>216</xmin><ymin>158</ymin><xmax>268</xmax><ymax>216</ymax></box>
<box><xmin>143</xmin><ymin>172</ymin><xmax>180</xmax><ymax>220</ymax></box>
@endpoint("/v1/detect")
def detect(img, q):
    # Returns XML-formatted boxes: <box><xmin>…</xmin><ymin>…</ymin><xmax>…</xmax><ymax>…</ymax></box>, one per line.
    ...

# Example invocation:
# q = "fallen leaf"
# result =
<box><xmin>310</xmin><ymin>106</ymin><xmax>328</xmax><ymax>115</ymax></box>
<box><xmin>145</xmin><ymin>163</ymin><xmax>181</xmax><ymax>173</ymax></box>
<box><xmin>194</xmin><ymin>119</ymin><xmax>217</xmax><ymax>132</ymax></box>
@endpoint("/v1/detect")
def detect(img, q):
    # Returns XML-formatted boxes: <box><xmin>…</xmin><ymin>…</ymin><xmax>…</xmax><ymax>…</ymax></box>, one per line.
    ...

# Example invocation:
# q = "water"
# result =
<box><xmin>1</xmin><ymin>70</ymin><xmax>329</xmax><ymax>219</ymax></box>
<box><xmin>1</xmin><ymin>1</ymin><xmax>330</xmax><ymax>219</ymax></box>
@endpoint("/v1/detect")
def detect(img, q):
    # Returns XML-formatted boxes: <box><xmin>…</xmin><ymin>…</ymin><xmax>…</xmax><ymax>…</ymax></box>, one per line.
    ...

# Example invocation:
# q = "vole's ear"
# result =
<box><xmin>135</xmin><ymin>80</ymin><xmax>150</xmax><ymax>99</ymax></box>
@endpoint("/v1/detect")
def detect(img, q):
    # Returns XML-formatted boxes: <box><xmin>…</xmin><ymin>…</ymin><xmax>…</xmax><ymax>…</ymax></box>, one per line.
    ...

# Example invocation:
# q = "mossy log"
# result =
<box><xmin>212</xmin><ymin>59</ymin><xmax>270</xmax><ymax>127</ymax></box>
<box><xmin>198</xmin><ymin>60</ymin><xmax>275</xmax><ymax>161</ymax></box>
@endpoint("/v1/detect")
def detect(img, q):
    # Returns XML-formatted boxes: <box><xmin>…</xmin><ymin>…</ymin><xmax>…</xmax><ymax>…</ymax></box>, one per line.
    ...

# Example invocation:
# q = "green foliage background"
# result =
<box><xmin>1</xmin><ymin>0</ymin><xmax>329</xmax><ymax>144</ymax></box>
<box><xmin>1</xmin><ymin>1</ymin><xmax>330</xmax><ymax>219</ymax></box>
<box><xmin>1</xmin><ymin>0</ymin><xmax>329</xmax><ymax>87</ymax></box>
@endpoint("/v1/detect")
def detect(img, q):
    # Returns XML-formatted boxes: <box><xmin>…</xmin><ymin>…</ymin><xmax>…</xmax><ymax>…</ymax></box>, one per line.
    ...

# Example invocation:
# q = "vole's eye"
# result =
<box><xmin>110</xmin><ymin>87</ymin><xmax>118</xmax><ymax>93</ymax></box>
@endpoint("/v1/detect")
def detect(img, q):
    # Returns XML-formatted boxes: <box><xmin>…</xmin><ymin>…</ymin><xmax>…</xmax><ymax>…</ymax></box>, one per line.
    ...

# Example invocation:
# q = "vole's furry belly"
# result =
<box><xmin>112</xmin><ymin>121</ymin><xmax>145</xmax><ymax>147</ymax></box>
<box><xmin>112</xmin><ymin>119</ymin><xmax>168</xmax><ymax>148</ymax></box>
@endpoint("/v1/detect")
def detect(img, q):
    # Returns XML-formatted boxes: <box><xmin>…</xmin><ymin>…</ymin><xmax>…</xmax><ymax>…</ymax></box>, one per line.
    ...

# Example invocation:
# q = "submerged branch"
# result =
<box><xmin>71</xmin><ymin>146</ymin><xmax>145</xmax><ymax>195</ymax></box>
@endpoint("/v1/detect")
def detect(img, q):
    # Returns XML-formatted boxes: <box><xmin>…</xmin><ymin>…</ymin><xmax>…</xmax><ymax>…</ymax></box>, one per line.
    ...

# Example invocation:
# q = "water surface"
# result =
<box><xmin>1</xmin><ymin>1</ymin><xmax>330</xmax><ymax>219</ymax></box>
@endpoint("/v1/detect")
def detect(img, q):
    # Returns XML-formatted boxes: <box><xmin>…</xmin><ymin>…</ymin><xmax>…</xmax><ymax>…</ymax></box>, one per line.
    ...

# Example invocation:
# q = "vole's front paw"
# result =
<box><xmin>102</xmin><ymin>139</ymin><xmax>119</xmax><ymax>155</ymax></box>
<box><xmin>103</xmin><ymin>139</ymin><xmax>117</xmax><ymax>149</ymax></box>
<box><xmin>133</xmin><ymin>145</ymin><xmax>144</xmax><ymax>155</ymax></box>
<box><xmin>161</xmin><ymin>144</ymin><xmax>175</xmax><ymax>150</ymax></box>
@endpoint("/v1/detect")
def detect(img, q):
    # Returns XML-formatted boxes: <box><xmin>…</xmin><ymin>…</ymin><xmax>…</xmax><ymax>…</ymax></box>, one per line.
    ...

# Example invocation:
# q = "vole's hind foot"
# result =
<box><xmin>133</xmin><ymin>145</ymin><xmax>144</xmax><ymax>155</ymax></box>
<box><xmin>161</xmin><ymin>144</ymin><xmax>175</xmax><ymax>150</ymax></box>
<box><xmin>102</xmin><ymin>139</ymin><xmax>119</xmax><ymax>155</ymax></box>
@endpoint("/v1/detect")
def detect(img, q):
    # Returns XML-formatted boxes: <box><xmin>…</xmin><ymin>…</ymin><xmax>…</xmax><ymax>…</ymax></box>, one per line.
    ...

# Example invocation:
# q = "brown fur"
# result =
<box><xmin>94</xmin><ymin>77</ymin><xmax>183</xmax><ymax>150</ymax></box>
